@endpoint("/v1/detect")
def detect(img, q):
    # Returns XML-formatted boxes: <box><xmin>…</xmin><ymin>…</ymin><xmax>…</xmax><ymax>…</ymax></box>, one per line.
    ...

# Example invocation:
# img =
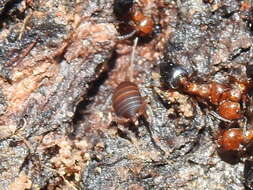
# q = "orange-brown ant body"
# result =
<box><xmin>180</xmin><ymin>78</ymin><xmax>250</xmax><ymax>120</ymax></box>
<box><xmin>159</xmin><ymin>61</ymin><xmax>252</xmax><ymax>121</ymax></box>
<box><xmin>113</xmin><ymin>0</ymin><xmax>155</xmax><ymax>37</ymax></box>
<box><xmin>159</xmin><ymin>60</ymin><xmax>253</xmax><ymax>154</ymax></box>
<box><xmin>217</xmin><ymin>128</ymin><xmax>253</xmax><ymax>151</ymax></box>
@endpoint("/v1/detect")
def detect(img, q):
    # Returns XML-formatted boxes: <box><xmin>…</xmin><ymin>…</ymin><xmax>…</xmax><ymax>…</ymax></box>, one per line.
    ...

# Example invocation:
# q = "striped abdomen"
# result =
<box><xmin>113</xmin><ymin>81</ymin><xmax>143</xmax><ymax>119</ymax></box>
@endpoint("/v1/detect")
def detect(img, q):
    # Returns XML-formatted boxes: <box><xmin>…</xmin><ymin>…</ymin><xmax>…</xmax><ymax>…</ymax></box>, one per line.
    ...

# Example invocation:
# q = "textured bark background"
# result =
<box><xmin>0</xmin><ymin>0</ymin><xmax>252</xmax><ymax>189</ymax></box>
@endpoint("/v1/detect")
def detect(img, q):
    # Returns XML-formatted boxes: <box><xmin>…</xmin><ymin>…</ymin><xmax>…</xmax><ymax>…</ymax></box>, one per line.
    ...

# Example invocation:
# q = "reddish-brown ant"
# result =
<box><xmin>113</xmin><ymin>0</ymin><xmax>155</xmax><ymax>38</ymax></box>
<box><xmin>159</xmin><ymin>60</ymin><xmax>253</xmax><ymax>155</ymax></box>
<box><xmin>159</xmin><ymin>60</ymin><xmax>252</xmax><ymax>121</ymax></box>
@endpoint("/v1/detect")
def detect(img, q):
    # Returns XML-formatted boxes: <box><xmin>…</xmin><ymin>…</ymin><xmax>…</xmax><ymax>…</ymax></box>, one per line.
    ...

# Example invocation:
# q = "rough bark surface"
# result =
<box><xmin>0</xmin><ymin>0</ymin><xmax>253</xmax><ymax>189</ymax></box>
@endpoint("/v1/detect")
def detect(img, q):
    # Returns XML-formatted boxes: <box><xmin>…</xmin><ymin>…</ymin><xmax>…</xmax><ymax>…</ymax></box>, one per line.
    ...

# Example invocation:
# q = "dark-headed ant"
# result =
<box><xmin>159</xmin><ymin>60</ymin><xmax>253</xmax><ymax>156</ymax></box>
<box><xmin>159</xmin><ymin>60</ymin><xmax>252</xmax><ymax>121</ymax></box>
<box><xmin>113</xmin><ymin>0</ymin><xmax>155</xmax><ymax>38</ymax></box>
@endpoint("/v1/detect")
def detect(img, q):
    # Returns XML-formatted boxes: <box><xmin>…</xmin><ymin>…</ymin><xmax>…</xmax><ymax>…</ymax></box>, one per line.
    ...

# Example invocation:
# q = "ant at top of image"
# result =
<box><xmin>113</xmin><ymin>0</ymin><xmax>158</xmax><ymax>38</ymax></box>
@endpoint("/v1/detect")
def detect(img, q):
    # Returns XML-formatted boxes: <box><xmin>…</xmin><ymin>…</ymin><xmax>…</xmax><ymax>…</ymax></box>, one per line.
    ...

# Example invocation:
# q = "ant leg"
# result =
<box><xmin>127</xmin><ymin>37</ymin><xmax>138</xmax><ymax>81</ymax></box>
<box><xmin>209</xmin><ymin>111</ymin><xmax>232</xmax><ymax>123</ymax></box>
<box><xmin>139</xmin><ymin>114</ymin><xmax>165</xmax><ymax>155</ymax></box>
<box><xmin>6</xmin><ymin>40</ymin><xmax>37</xmax><ymax>67</ymax></box>
<box><xmin>130</xmin><ymin>37</ymin><xmax>138</xmax><ymax>66</ymax></box>
<box><xmin>117</xmin><ymin>124</ymin><xmax>140</xmax><ymax>152</ymax></box>
<box><xmin>117</xmin><ymin>30</ymin><xmax>137</xmax><ymax>41</ymax></box>
<box><xmin>243</xmin><ymin>116</ymin><xmax>248</xmax><ymax>134</ymax></box>
<box><xmin>114</xmin><ymin>117</ymin><xmax>141</xmax><ymax>152</ymax></box>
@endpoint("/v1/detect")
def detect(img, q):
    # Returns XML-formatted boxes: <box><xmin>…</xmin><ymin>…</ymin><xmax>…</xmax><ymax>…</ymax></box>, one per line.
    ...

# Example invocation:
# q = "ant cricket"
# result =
<box><xmin>111</xmin><ymin>38</ymin><xmax>165</xmax><ymax>154</ymax></box>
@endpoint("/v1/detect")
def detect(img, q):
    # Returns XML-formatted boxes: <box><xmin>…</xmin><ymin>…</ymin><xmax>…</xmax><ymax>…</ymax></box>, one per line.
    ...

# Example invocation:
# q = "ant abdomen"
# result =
<box><xmin>218</xmin><ymin>128</ymin><xmax>253</xmax><ymax>151</ymax></box>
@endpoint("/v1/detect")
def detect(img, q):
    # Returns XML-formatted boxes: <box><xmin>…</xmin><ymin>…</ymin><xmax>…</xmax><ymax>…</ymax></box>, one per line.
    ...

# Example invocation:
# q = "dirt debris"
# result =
<box><xmin>8</xmin><ymin>172</ymin><xmax>32</xmax><ymax>190</ymax></box>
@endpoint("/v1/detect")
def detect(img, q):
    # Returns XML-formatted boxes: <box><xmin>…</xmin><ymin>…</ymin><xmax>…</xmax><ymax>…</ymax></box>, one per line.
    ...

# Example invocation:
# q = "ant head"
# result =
<box><xmin>159</xmin><ymin>59</ymin><xmax>189</xmax><ymax>89</ymax></box>
<box><xmin>113</xmin><ymin>0</ymin><xmax>134</xmax><ymax>20</ymax></box>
